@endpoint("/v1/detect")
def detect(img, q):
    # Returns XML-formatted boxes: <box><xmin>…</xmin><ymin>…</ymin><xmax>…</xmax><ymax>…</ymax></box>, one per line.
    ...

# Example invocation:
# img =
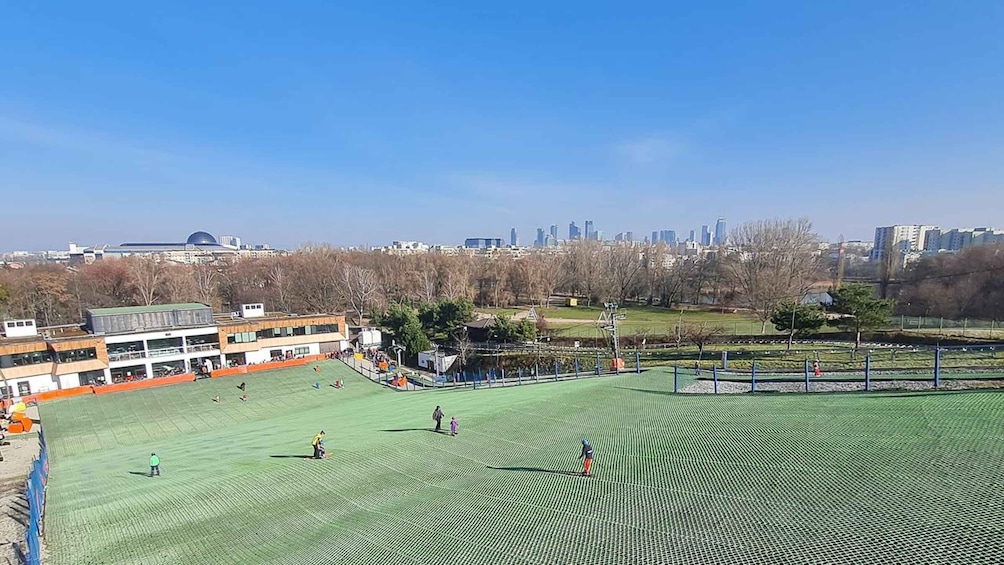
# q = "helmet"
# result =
<box><xmin>582</xmin><ymin>439</ymin><xmax>588</xmax><ymax>445</ymax></box>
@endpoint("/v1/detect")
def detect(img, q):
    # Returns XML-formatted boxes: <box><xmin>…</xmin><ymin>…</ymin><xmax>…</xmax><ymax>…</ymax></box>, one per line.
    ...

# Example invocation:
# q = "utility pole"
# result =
<box><xmin>390</xmin><ymin>340</ymin><xmax>404</xmax><ymax>369</ymax></box>
<box><xmin>598</xmin><ymin>302</ymin><xmax>626</xmax><ymax>364</ymax></box>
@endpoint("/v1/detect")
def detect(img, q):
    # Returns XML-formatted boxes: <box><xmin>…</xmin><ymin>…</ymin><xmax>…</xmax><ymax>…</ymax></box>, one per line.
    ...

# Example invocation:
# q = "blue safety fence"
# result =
<box><xmin>690</xmin><ymin>348</ymin><xmax>1004</xmax><ymax>393</ymax></box>
<box><xmin>13</xmin><ymin>428</ymin><xmax>48</xmax><ymax>565</ymax></box>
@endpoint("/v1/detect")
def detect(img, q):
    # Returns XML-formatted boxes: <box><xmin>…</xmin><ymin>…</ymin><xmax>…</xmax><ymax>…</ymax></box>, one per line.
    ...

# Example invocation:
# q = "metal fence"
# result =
<box><xmin>13</xmin><ymin>428</ymin><xmax>48</xmax><ymax>565</ymax></box>
<box><xmin>342</xmin><ymin>355</ymin><xmax>642</xmax><ymax>390</ymax></box>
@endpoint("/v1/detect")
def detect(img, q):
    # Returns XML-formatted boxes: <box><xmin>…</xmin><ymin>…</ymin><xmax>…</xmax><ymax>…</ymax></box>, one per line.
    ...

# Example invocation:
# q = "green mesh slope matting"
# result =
<box><xmin>40</xmin><ymin>365</ymin><xmax>1004</xmax><ymax>564</ymax></box>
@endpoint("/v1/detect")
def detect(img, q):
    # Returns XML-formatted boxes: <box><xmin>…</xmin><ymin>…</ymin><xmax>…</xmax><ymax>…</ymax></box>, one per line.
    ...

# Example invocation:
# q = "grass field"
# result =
<box><xmin>41</xmin><ymin>363</ymin><xmax>1004</xmax><ymax>564</ymax></box>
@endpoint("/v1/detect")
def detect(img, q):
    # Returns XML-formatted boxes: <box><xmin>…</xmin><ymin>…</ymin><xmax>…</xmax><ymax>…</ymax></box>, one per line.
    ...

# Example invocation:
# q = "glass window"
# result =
<box><xmin>7</xmin><ymin>350</ymin><xmax>53</xmax><ymax>367</ymax></box>
<box><xmin>110</xmin><ymin>365</ymin><xmax>147</xmax><ymax>383</ymax></box>
<box><xmin>57</xmin><ymin>348</ymin><xmax>97</xmax><ymax>363</ymax></box>
<box><xmin>78</xmin><ymin>369</ymin><xmax>106</xmax><ymax>386</ymax></box>
<box><xmin>107</xmin><ymin>341</ymin><xmax>143</xmax><ymax>355</ymax></box>
<box><xmin>294</xmin><ymin>347</ymin><xmax>310</xmax><ymax>356</ymax></box>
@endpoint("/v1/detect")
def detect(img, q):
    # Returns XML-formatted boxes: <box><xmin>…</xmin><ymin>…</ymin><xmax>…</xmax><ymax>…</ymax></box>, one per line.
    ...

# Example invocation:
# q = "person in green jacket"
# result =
<box><xmin>149</xmin><ymin>453</ymin><xmax>160</xmax><ymax>477</ymax></box>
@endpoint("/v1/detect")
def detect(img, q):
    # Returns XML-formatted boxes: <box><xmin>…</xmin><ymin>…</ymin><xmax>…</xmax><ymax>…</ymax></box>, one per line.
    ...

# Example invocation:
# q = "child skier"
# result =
<box><xmin>311</xmin><ymin>431</ymin><xmax>325</xmax><ymax>459</ymax></box>
<box><xmin>149</xmin><ymin>453</ymin><xmax>160</xmax><ymax>477</ymax></box>
<box><xmin>450</xmin><ymin>416</ymin><xmax>458</xmax><ymax>437</ymax></box>
<box><xmin>578</xmin><ymin>440</ymin><xmax>593</xmax><ymax>477</ymax></box>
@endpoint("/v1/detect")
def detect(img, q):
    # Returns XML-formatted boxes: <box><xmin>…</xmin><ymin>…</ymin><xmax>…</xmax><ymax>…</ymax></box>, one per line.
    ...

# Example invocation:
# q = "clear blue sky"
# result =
<box><xmin>2</xmin><ymin>1</ymin><xmax>1002</xmax><ymax>250</ymax></box>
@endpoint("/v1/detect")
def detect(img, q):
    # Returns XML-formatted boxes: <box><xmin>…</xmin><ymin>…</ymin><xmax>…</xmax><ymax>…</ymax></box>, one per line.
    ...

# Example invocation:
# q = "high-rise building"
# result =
<box><xmin>660</xmin><ymin>230</ymin><xmax>676</xmax><ymax>245</ymax></box>
<box><xmin>870</xmin><ymin>225</ymin><xmax>939</xmax><ymax>260</ymax></box>
<box><xmin>549</xmin><ymin>224</ymin><xmax>559</xmax><ymax>241</ymax></box>
<box><xmin>625</xmin><ymin>231</ymin><xmax>634</xmax><ymax>243</ymax></box>
<box><xmin>536</xmin><ymin>228</ymin><xmax>545</xmax><ymax>248</ymax></box>
<box><xmin>464</xmin><ymin>238</ymin><xmax>504</xmax><ymax>249</ymax></box>
<box><xmin>510</xmin><ymin>228</ymin><xmax>518</xmax><ymax>247</ymax></box>
<box><xmin>701</xmin><ymin>225</ymin><xmax>711</xmax><ymax>246</ymax></box>
<box><xmin>584</xmin><ymin>220</ymin><xmax>594</xmax><ymax>241</ymax></box>
<box><xmin>594</xmin><ymin>230</ymin><xmax>604</xmax><ymax>241</ymax></box>
<box><xmin>713</xmin><ymin>217</ymin><xmax>727</xmax><ymax>246</ymax></box>
<box><xmin>688</xmin><ymin>229</ymin><xmax>696</xmax><ymax>243</ymax></box>
<box><xmin>651</xmin><ymin>231</ymin><xmax>659</xmax><ymax>244</ymax></box>
<box><xmin>218</xmin><ymin>235</ymin><xmax>241</xmax><ymax>249</ymax></box>
<box><xmin>569</xmin><ymin>222</ymin><xmax>581</xmax><ymax>240</ymax></box>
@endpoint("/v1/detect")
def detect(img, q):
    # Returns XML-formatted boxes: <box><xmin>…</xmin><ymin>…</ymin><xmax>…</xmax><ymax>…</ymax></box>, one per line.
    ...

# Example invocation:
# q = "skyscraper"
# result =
<box><xmin>549</xmin><ymin>224</ymin><xmax>558</xmax><ymax>241</ymax></box>
<box><xmin>714</xmin><ymin>217</ymin><xmax>727</xmax><ymax>246</ymax></box>
<box><xmin>569</xmin><ymin>221</ymin><xmax>581</xmax><ymax>240</ymax></box>
<box><xmin>660</xmin><ymin>230</ymin><xmax>676</xmax><ymax>245</ymax></box>
<box><xmin>626</xmin><ymin>231</ymin><xmax>634</xmax><ymax>242</ymax></box>
<box><xmin>651</xmin><ymin>231</ymin><xmax>659</xmax><ymax>244</ymax></box>
<box><xmin>536</xmin><ymin>228</ymin><xmax>545</xmax><ymax>248</ymax></box>
<box><xmin>701</xmin><ymin>225</ymin><xmax>711</xmax><ymax>246</ymax></box>
<box><xmin>510</xmin><ymin>227</ymin><xmax>518</xmax><ymax>247</ymax></box>
<box><xmin>584</xmin><ymin>220</ymin><xmax>594</xmax><ymax>241</ymax></box>
<box><xmin>688</xmin><ymin>229</ymin><xmax>696</xmax><ymax>243</ymax></box>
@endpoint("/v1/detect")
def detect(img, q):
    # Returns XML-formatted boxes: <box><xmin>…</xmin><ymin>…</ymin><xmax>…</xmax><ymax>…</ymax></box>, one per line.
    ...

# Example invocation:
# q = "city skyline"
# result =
<box><xmin>2</xmin><ymin>3</ymin><xmax>1003</xmax><ymax>250</ymax></box>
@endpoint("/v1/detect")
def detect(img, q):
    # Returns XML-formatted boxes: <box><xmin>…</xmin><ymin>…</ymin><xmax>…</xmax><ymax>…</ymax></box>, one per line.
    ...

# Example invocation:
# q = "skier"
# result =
<box><xmin>149</xmin><ymin>453</ymin><xmax>160</xmax><ymax>477</ymax></box>
<box><xmin>311</xmin><ymin>431</ymin><xmax>325</xmax><ymax>459</ymax></box>
<box><xmin>578</xmin><ymin>440</ymin><xmax>593</xmax><ymax>477</ymax></box>
<box><xmin>450</xmin><ymin>416</ymin><xmax>458</xmax><ymax>437</ymax></box>
<box><xmin>238</xmin><ymin>382</ymin><xmax>246</xmax><ymax>391</ymax></box>
<box><xmin>432</xmin><ymin>406</ymin><xmax>444</xmax><ymax>432</ymax></box>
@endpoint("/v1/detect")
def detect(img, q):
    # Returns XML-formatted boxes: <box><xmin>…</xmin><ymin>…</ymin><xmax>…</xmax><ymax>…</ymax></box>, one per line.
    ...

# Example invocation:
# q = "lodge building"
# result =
<box><xmin>0</xmin><ymin>303</ymin><xmax>347</xmax><ymax>398</ymax></box>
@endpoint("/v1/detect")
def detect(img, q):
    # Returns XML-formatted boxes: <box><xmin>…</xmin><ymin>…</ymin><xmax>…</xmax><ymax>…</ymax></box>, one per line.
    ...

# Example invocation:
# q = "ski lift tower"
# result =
<box><xmin>598</xmin><ymin>302</ymin><xmax>626</xmax><ymax>367</ymax></box>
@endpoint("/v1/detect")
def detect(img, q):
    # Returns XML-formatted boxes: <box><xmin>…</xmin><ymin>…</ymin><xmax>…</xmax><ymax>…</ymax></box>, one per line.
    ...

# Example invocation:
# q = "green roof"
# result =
<box><xmin>86</xmin><ymin>303</ymin><xmax>210</xmax><ymax>316</ymax></box>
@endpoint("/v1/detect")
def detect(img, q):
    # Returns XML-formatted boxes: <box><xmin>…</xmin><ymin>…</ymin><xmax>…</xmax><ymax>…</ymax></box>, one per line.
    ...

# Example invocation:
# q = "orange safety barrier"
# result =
<box><xmin>8</xmin><ymin>412</ymin><xmax>33</xmax><ymax>433</ymax></box>
<box><xmin>210</xmin><ymin>366</ymin><xmax>247</xmax><ymax>378</ymax></box>
<box><xmin>92</xmin><ymin>373</ymin><xmax>195</xmax><ymax>395</ymax></box>
<box><xmin>610</xmin><ymin>358</ymin><xmax>625</xmax><ymax>371</ymax></box>
<box><xmin>32</xmin><ymin>387</ymin><xmax>94</xmax><ymax>402</ymax></box>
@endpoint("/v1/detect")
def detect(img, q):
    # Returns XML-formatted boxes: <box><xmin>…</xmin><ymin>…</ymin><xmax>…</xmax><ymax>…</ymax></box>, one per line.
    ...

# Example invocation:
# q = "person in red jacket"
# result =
<box><xmin>578</xmin><ymin>440</ymin><xmax>594</xmax><ymax>477</ymax></box>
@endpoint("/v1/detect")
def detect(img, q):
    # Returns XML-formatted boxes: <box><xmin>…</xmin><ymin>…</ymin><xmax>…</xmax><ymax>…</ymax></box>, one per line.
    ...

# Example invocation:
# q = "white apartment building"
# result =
<box><xmin>870</xmin><ymin>225</ymin><xmax>939</xmax><ymax>260</ymax></box>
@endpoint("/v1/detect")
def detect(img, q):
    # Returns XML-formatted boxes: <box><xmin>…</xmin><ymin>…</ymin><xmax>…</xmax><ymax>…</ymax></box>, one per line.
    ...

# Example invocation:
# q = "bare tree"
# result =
<box><xmin>268</xmin><ymin>262</ymin><xmax>292</xmax><ymax>312</ymax></box>
<box><xmin>453</xmin><ymin>326</ymin><xmax>475</xmax><ymax>373</ymax></box>
<box><xmin>684</xmin><ymin>322</ymin><xmax>725</xmax><ymax>361</ymax></box>
<box><xmin>193</xmin><ymin>264</ymin><xmax>220</xmax><ymax>307</ymax></box>
<box><xmin>564</xmin><ymin>241</ymin><xmax>603</xmax><ymax>306</ymax></box>
<box><xmin>341</xmin><ymin>265</ymin><xmax>381</xmax><ymax>325</ymax></box>
<box><xmin>129</xmin><ymin>256</ymin><xmax>165</xmax><ymax>306</ymax></box>
<box><xmin>602</xmin><ymin>244</ymin><xmax>644</xmax><ymax>304</ymax></box>
<box><xmin>726</xmin><ymin>218</ymin><xmax>820</xmax><ymax>333</ymax></box>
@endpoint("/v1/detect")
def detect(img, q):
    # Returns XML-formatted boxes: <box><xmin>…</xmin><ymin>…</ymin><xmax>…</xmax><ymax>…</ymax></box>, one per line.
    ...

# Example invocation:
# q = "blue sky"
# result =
<box><xmin>1</xmin><ymin>1</ymin><xmax>1002</xmax><ymax>250</ymax></box>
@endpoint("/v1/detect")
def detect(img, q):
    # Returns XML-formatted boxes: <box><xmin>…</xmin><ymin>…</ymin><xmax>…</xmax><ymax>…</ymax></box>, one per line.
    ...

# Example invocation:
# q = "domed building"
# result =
<box><xmin>186</xmin><ymin>231</ymin><xmax>218</xmax><ymax>246</ymax></box>
<box><xmin>91</xmin><ymin>230</ymin><xmax>239</xmax><ymax>264</ymax></box>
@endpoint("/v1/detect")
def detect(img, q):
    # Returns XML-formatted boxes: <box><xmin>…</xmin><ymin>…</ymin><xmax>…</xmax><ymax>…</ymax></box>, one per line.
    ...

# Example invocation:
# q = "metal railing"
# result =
<box><xmin>108</xmin><ymin>350</ymin><xmax>146</xmax><ymax>362</ymax></box>
<box><xmin>186</xmin><ymin>343</ymin><xmax>220</xmax><ymax>353</ymax></box>
<box><xmin>147</xmin><ymin>347</ymin><xmax>184</xmax><ymax>358</ymax></box>
<box><xmin>13</xmin><ymin>429</ymin><xmax>47</xmax><ymax>565</ymax></box>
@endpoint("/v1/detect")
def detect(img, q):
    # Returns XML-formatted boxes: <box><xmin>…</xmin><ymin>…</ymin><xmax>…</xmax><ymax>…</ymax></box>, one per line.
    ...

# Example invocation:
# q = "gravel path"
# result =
<box><xmin>681</xmin><ymin>379</ymin><xmax>1004</xmax><ymax>394</ymax></box>
<box><xmin>0</xmin><ymin>407</ymin><xmax>42</xmax><ymax>565</ymax></box>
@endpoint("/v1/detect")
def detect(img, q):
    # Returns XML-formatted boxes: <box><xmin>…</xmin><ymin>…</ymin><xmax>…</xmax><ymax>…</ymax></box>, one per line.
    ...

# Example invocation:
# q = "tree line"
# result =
<box><xmin>1</xmin><ymin>218</ymin><xmax>835</xmax><ymax>330</ymax></box>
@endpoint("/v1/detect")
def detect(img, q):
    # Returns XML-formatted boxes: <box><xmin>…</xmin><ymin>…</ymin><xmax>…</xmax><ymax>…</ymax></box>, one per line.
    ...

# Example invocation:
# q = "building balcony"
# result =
<box><xmin>108</xmin><ymin>351</ymin><xmax>147</xmax><ymax>362</ymax></box>
<box><xmin>147</xmin><ymin>347</ymin><xmax>185</xmax><ymax>358</ymax></box>
<box><xmin>186</xmin><ymin>343</ymin><xmax>220</xmax><ymax>353</ymax></box>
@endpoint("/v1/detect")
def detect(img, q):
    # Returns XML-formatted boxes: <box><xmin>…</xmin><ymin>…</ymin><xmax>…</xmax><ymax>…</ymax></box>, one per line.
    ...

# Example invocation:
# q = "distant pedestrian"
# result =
<box><xmin>313</xmin><ymin>382</ymin><xmax>320</xmax><ymax>389</ymax></box>
<box><xmin>450</xmin><ymin>416</ymin><xmax>458</xmax><ymax>437</ymax></box>
<box><xmin>314</xmin><ymin>366</ymin><xmax>320</xmax><ymax>373</ymax></box>
<box><xmin>240</xmin><ymin>393</ymin><xmax>248</xmax><ymax>402</ymax></box>
<box><xmin>213</xmin><ymin>395</ymin><xmax>220</xmax><ymax>404</ymax></box>
<box><xmin>694</xmin><ymin>361</ymin><xmax>701</xmax><ymax>377</ymax></box>
<box><xmin>813</xmin><ymin>360</ymin><xmax>821</xmax><ymax>378</ymax></box>
<box><xmin>432</xmin><ymin>406</ymin><xmax>443</xmax><ymax>432</ymax></box>
<box><xmin>578</xmin><ymin>440</ymin><xmax>593</xmax><ymax>477</ymax></box>
<box><xmin>149</xmin><ymin>453</ymin><xmax>160</xmax><ymax>477</ymax></box>
<box><xmin>238</xmin><ymin>382</ymin><xmax>246</xmax><ymax>391</ymax></box>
